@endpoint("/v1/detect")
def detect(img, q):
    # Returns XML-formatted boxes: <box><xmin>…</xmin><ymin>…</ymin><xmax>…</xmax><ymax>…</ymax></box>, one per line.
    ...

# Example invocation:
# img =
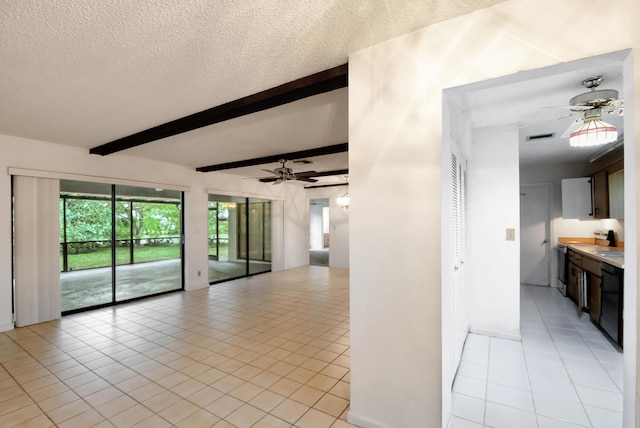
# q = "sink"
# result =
<box><xmin>594</xmin><ymin>251</ymin><xmax>624</xmax><ymax>258</ymax></box>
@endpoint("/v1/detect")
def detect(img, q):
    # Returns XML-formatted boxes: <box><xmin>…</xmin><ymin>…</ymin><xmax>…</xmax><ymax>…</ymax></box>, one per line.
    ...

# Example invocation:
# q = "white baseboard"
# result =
<box><xmin>0</xmin><ymin>323</ymin><xmax>14</xmax><ymax>333</ymax></box>
<box><xmin>184</xmin><ymin>280</ymin><xmax>209</xmax><ymax>292</ymax></box>
<box><xmin>347</xmin><ymin>410</ymin><xmax>395</xmax><ymax>428</ymax></box>
<box><xmin>469</xmin><ymin>328</ymin><xmax>521</xmax><ymax>342</ymax></box>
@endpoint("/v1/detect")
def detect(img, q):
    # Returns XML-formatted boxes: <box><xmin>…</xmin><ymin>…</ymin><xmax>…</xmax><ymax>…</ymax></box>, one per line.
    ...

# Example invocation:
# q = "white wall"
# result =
<box><xmin>467</xmin><ymin>126</ymin><xmax>520</xmax><ymax>339</ymax></box>
<box><xmin>349</xmin><ymin>32</ymin><xmax>443</xmax><ymax>428</ymax></box>
<box><xmin>306</xmin><ymin>188</ymin><xmax>350</xmax><ymax>269</ymax></box>
<box><xmin>349</xmin><ymin>0</ymin><xmax>638</xmax><ymax>427</ymax></box>
<box><xmin>0</xmin><ymin>135</ymin><xmax>309</xmax><ymax>332</ymax></box>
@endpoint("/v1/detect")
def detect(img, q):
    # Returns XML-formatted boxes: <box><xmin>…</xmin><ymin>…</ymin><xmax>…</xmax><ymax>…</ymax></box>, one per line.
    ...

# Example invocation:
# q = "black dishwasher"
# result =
<box><xmin>600</xmin><ymin>263</ymin><xmax>623</xmax><ymax>347</ymax></box>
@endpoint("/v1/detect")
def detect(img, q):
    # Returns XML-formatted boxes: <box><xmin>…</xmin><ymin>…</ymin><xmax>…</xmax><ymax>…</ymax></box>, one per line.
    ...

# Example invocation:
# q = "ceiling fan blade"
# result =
<box><xmin>295</xmin><ymin>177</ymin><xmax>318</xmax><ymax>183</ymax></box>
<box><xmin>273</xmin><ymin>178</ymin><xmax>283</xmax><ymax>185</ymax></box>
<box><xmin>261</xmin><ymin>169</ymin><xmax>280</xmax><ymax>177</ymax></box>
<box><xmin>561</xmin><ymin>117</ymin><xmax>584</xmax><ymax>139</ymax></box>
<box><xmin>541</xmin><ymin>105</ymin><xmax>594</xmax><ymax>112</ymax></box>
<box><xmin>519</xmin><ymin>112</ymin><xmax>581</xmax><ymax>129</ymax></box>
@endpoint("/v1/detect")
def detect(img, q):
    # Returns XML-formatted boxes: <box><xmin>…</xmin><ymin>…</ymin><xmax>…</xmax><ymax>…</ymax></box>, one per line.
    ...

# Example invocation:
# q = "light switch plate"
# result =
<box><xmin>506</xmin><ymin>228</ymin><xmax>516</xmax><ymax>241</ymax></box>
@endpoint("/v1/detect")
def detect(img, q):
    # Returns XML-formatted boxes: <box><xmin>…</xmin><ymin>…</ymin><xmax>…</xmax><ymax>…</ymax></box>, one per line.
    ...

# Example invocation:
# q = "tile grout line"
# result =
<box><xmin>522</xmin><ymin>284</ymin><xmax>549</xmax><ymax>428</ymax></box>
<box><xmin>0</xmin><ymin>332</ymin><xmax>58</xmax><ymax>427</ymax></box>
<box><xmin>530</xmin><ymin>285</ymin><xmax>599</xmax><ymax>427</ymax></box>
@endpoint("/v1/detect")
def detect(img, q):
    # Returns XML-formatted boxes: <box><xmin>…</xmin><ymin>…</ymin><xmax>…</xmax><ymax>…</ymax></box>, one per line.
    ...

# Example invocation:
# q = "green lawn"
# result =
<box><xmin>63</xmin><ymin>244</ymin><xmax>181</xmax><ymax>271</ymax></box>
<box><xmin>62</xmin><ymin>242</ymin><xmax>231</xmax><ymax>271</ymax></box>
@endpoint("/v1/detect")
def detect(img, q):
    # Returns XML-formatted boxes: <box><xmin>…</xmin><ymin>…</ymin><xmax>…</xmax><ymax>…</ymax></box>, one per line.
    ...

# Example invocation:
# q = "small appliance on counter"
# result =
<box><xmin>594</xmin><ymin>230</ymin><xmax>615</xmax><ymax>247</ymax></box>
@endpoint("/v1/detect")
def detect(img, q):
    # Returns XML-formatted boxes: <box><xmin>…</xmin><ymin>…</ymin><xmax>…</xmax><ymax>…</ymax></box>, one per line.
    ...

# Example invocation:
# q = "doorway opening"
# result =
<box><xmin>442</xmin><ymin>49</ymin><xmax>635</xmax><ymax>427</ymax></box>
<box><xmin>309</xmin><ymin>198</ymin><xmax>330</xmax><ymax>267</ymax></box>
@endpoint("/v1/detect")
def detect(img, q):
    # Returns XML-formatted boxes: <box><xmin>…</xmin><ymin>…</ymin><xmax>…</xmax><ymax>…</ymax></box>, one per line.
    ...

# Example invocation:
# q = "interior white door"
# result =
<box><xmin>520</xmin><ymin>184</ymin><xmax>551</xmax><ymax>286</ymax></box>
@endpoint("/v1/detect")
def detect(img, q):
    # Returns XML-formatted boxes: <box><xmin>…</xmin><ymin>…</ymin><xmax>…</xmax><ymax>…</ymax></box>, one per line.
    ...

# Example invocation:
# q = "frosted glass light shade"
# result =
<box><xmin>569</xmin><ymin>118</ymin><xmax>617</xmax><ymax>147</ymax></box>
<box><xmin>336</xmin><ymin>193</ymin><xmax>350</xmax><ymax>209</ymax></box>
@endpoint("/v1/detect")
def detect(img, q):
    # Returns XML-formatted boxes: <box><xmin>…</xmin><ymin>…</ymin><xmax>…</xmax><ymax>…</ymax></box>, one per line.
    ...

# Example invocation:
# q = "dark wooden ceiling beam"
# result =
<box><xmin>90</xmin><ymin>64</ymin><xmax>348</xmax><ymax>156</ymax></box>
<box><xmin>196</xmin><ymin>143</ymin><xmax>348</xmax><ymax>173</ymax></box>
<box><xmin>304</xmin><ymin>183</ymin><xmax>348</xmax><ymax>189</ymax></box>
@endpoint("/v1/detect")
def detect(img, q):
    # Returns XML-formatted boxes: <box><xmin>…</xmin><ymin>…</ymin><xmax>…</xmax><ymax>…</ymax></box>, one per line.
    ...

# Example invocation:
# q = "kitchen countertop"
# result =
<box><xmin>567</xmin><ymin>244</ymin><xmax>624</xmax><ymax>269</ymax></box>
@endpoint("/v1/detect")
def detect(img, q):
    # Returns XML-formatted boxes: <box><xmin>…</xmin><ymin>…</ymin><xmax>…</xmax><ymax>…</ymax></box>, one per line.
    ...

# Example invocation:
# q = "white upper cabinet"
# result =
<box><xmin>562</xmin><ymin>177</ymin><xmax>593</xmax><ymax>219</ymax></box>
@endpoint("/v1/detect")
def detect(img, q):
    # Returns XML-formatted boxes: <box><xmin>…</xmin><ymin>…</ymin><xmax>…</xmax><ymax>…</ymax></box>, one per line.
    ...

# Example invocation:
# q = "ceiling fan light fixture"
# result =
<box><xmin>336</xmin><ymin>176</ymin><xmax>350</xmax><ymax>209</ymax></box>
<box><xmin>336</xmin><ymin>192</ymin><xmax>350</xmax><ymax>209</ymax></box>
<box><xmin>569</xmin><ymin>117</ymin><xmax>617</xmax><ymax>148</ymax></box>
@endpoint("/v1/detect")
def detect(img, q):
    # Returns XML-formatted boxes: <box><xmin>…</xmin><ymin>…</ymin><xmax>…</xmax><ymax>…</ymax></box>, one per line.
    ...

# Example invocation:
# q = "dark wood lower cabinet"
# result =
<box><xmin>568</xmin><ymin>251</ymin><xmax>602</xmax><ymax>319</ymax></box>
<box><xmin>565</xmin><ymin>247</ymin><xmax>622</xmax><ymax>347</ymax></box>
<box><xmin>567</xmin><ymin>262</ymin><xmax>581</xmax><ymax>304</ymax></box>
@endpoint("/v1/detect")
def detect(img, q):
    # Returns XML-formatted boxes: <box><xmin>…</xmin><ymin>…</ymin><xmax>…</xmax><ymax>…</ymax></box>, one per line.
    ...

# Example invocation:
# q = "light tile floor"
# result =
<box><xmin>452</xmin><ymin>284</ymin><xmax>624</xmax><ymax>428</ymax></box>
<box><xmin>0</xmin><ymin>266</ymin><xmax>355</xmax><ymax>428</ymax></box>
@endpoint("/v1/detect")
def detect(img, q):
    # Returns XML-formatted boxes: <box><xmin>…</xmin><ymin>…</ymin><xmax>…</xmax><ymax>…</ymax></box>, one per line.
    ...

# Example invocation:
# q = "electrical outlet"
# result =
<box><xmin>506</xmin><ymin>228</ymin><xmax>516</xmax><ymax>241</ymax></box>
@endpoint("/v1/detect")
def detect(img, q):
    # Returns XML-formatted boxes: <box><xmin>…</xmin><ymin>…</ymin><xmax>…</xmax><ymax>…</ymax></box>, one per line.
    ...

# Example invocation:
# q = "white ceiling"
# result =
<box><xmin>1</xmin><ymin>0</ymin><xmax>624</xmax><ymax>185</ymax></box>
<box><xmin>0</xmin><ymin>0</ymin><xmax>504</xmax><ymax>185</ymax></box>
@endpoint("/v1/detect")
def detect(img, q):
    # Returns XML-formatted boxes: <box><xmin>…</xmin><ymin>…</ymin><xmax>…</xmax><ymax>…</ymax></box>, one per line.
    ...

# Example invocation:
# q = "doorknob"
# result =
<box><xmin>542</xmin><ymin>239</ymin><xmax>548</xmax><ymax>244</ymax></box>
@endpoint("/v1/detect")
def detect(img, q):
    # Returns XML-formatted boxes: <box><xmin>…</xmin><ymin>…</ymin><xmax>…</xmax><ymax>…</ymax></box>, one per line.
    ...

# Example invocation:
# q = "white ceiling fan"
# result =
<box><xmin>522</xmin><ymin>76</ymin><xmax>623</xmax><ymax>145</ymax></box>
<box><xmin>556</xmin><ymin>76</ymin><xmax>624</xmax><ymax>139</ymax></box>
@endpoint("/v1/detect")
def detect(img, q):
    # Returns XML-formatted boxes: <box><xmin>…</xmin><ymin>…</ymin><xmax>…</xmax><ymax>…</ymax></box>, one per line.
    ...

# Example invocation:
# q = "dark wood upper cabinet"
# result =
<box><xmin>592</xmin><ymin>169</ymin><xmax>608</xmax><ymax>219</ymax></box>
<box><xmin>590</xmin><ymin>158</ymin><xmax>624</xmax><ymax>220</ymax></box>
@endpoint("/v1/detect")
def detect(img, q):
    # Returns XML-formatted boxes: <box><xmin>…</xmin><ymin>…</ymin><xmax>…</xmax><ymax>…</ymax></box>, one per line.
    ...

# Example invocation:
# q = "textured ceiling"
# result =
<box><xmin>0</xmin><ymin>0</ymin><xmax>504</xmax><ymax>165</ymax></box>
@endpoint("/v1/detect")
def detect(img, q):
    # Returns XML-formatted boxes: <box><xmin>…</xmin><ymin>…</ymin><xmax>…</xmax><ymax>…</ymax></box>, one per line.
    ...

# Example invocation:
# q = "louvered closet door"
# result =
<box><xmin>450</xmin><ymin>150</ymin><xmax>469</xmax><ymax>371</ymax></box>
<box><xmin>13</xmin><ymin>176</ymin><xmax>61</xmax><ymax>327</ymax></box>
<box><xmin>451</xmin><ymin>152</ymin><xmax>467</xmax><ymax>273</ymax></box>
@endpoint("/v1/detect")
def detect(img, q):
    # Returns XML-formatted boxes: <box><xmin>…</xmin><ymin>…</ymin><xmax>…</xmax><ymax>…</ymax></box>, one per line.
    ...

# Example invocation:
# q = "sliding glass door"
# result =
<box><xmin>60</xmin><ymin>180</ymin><xmax>183</xmax><ymax>313</ymax></box>
<box><xmin>115</xmin><ymin>185</ymin><xmax>183</xmax><ymax>301</ymax></box>
<box><xmin>60</xmin><ymin>181</ymin><xmax>113</xmax><ymax>312</ymax></box>
<box><xmin>247</xmin><ymin>198</ymin><xmax>271</xmax><ymax>275</ymax></box>
<box><xmin>208</xmin><ymin>194</ymin><xmax>271</xmax><ymax>283</ymax></box>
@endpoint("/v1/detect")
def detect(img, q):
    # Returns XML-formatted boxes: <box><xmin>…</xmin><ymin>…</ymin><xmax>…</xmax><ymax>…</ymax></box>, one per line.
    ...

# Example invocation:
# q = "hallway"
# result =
<box><xmin>451</xmin><ymin>285</ymin><xmax>623</xmax><ymax>428</ymax></box>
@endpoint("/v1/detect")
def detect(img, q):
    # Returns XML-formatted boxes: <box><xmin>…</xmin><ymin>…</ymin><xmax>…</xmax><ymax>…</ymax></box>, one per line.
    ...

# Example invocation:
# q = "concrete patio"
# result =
<box><xmin>61</xmin><ymin>258</ymin><xmax>272</xmax><ymax>312</ymax></box>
